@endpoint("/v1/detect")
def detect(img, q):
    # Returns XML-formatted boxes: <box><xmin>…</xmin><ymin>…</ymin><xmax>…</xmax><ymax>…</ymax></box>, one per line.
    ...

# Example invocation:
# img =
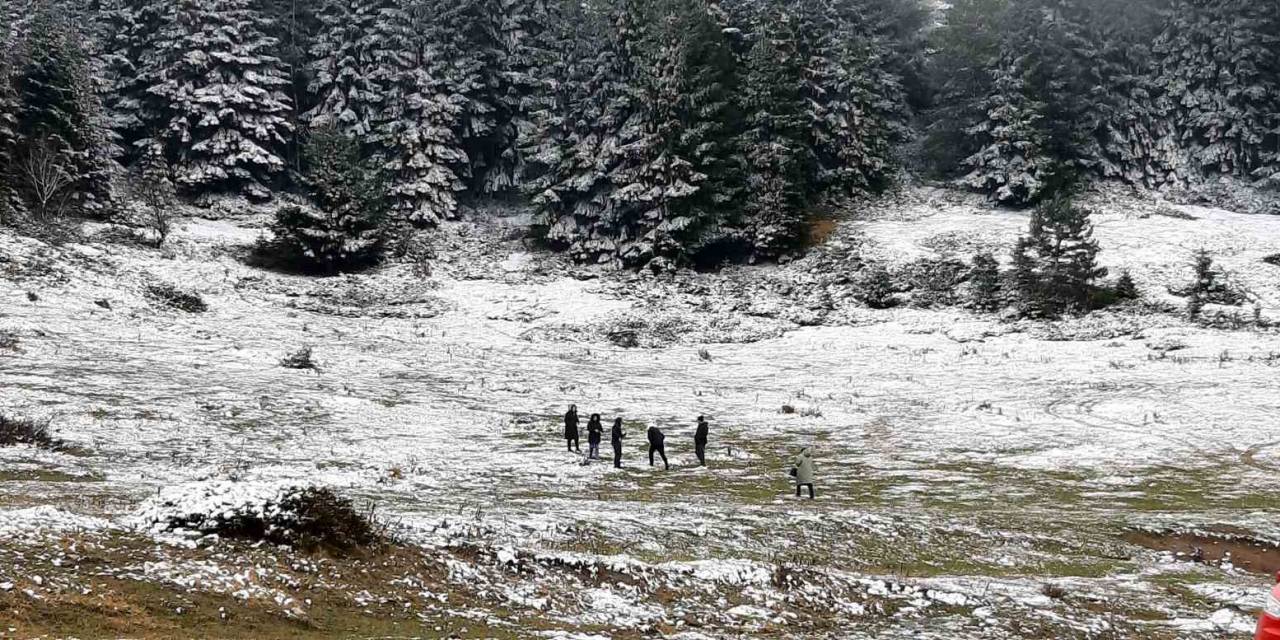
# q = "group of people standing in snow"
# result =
<box><xmin>561</xmin><ymin>404</ymin><xmax>815</xmax><ymax>499</ymax></box>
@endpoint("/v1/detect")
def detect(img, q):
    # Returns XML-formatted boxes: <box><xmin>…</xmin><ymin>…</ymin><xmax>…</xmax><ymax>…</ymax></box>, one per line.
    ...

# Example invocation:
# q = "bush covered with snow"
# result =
<box><xmin>133</xmin><ymin>481</ymin><xmax>385</xmax><ymax>553</ymax></box>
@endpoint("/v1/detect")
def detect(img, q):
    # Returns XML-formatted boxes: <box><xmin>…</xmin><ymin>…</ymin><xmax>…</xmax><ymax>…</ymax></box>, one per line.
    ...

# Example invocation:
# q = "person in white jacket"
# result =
<box><xmin>791</xmin><ymin>447</ymin><xmax>815</xmax><ymax>499</ymax></box>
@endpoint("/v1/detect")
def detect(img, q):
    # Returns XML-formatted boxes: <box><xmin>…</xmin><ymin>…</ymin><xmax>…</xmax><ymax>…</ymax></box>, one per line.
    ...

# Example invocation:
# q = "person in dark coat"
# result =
<box><xmin>693</xmin><ymin>415</ymin><xmax>709</xmax><ymax>466</ymax></box>
<box><xmin>611</xmin><ymin>417</ymin><xmax>626</xmax><ymax>468</ymax></box>
<box><xmin>564</xmin><ymin>404</ymin><xmax>580</xmax><ymax>453</ymax></box>
<box><xmin>586</xmin><ymin>414</ymin><xmax>603</xmax><ymax>459</ymax></box>
<box><xmin>647</xmin><ymin>425</ymin><xmax>669</xmax><ymax>470</ymax></box>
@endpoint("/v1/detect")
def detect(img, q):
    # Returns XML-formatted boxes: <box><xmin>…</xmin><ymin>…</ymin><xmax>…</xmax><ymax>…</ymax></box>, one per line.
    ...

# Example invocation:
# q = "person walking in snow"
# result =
<box><xmin>693</xmin><ymin>415</ymin><xmax>709</xmax><ymax>466</ymax></box>
<box><xmin>564</xmin><ymin>404</ymin><xmax>580</xmax><ymax>453</ymax></box>
<box><xmin>611</xmin><ymin>417</ymin><xmax>626</xmax><ymax>468</ymax></box>
<box><xmin>791</xmin><ymin>447</ymin><xmax>815</xmax><ymax>499</ymax></box>
<box><xmin>647</xmin><ymin>425</ymin><xmax>669</xmax><ymax>470</ymax></box>
<box><xmin>586</xmin><ymin>413</ymin><xmax>603</xmax><ymax>460</ymax></box>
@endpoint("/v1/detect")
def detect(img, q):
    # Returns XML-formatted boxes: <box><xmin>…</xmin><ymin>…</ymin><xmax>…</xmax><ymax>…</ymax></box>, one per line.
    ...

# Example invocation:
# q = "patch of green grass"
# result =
<box><xmin>0</xmin><ymin>468</ymin><xmax>101</xmax><ymax>483</ymax></box>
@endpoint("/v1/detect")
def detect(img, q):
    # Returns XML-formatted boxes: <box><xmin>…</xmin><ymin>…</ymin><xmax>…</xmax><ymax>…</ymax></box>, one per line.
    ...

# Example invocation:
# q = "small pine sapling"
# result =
<box><xmin>133</xmin><ymin>141</ymin><xmax>177</xmax><ymax>247</ymax></box>
<box><xmin>970</xmin><ymin>252</ymin><xmax>1002</xmax><ymax>312</ymax></box>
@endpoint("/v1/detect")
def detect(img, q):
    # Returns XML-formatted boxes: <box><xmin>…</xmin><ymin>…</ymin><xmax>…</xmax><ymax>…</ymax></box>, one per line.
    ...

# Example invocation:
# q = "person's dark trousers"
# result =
<box><xmin>589</xmin><ymin>442</ymin><xmax>599</xmax><ymax>459</ymax></box>
<box><xmin>695</xmin><ymin>439</ymin><xmax>706</xmax><ymax>466</ymax></box>
<box><xmin>649</xmin><ymin>444</ymin><xmax>669</xmax><ymax>469</ymax></box>
<box><xmin>613</xmin><ymin>444</ymin><xmax>622</xmax><ymax>468</ymax></box>
<box><xmin>795</xmin><ymin>484</ymin><xmax>815</xmax><ymax>499</ymax></box>
<box><xmin>567</xmin><ymin>437</ymin><xmax>579</xmax><ymax>453</ymax></box>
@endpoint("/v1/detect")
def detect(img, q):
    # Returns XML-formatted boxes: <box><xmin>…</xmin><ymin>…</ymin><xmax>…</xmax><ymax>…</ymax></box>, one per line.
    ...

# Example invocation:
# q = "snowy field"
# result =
<box><xmin>2</xmin><ymin>187</ymin><xmax>1280</xmax><ymax>638</ymax></box>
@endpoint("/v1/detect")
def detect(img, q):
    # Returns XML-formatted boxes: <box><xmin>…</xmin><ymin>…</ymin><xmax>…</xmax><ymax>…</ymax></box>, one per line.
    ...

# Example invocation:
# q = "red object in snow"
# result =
<box><xmin>1258</xmin><ymin>581</ymin><xmax>1280</xmax><ymax>639</ymax></box>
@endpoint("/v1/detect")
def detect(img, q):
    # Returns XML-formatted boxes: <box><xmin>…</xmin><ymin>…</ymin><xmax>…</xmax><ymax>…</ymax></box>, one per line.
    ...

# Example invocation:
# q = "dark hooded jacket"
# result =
<box><xmin>564</xmin><ymin>409</ymin><xmax>579</xmax><ymax>440</ymax></box>
<box><xmin>587</xmin><ymin>415</ymin><xmax>603</xmax><ymax>445</ymax></box>
<box><xmin>647</xmin><ymin>426</ymin><xmax>665</xmax><ymax>447</ymax></box>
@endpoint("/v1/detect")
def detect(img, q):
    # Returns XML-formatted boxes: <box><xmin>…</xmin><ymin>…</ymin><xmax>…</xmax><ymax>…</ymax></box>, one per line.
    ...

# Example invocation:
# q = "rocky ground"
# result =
<box><xmin>2</xmin><ymin>185</ymin><xmax>1280</xmax><ymax>638</ymax></box>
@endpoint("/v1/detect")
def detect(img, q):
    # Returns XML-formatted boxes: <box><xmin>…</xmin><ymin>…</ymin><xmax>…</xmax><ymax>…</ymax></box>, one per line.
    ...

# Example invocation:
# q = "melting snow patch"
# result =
<box><xmin>0</xmin><ymin>506</ymin><xmax>112</xmax><ymax>539</ymax></box>
<box><xmin>580</xmin><ymin>588</ymin><xmax>662</xmax><ymax>626</ymax></box>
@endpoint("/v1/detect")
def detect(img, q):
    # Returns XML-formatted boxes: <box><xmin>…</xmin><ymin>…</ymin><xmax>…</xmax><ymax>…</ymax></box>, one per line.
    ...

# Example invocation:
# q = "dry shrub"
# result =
<box><xmin>0</xmin><ymin>413</ymin><xmax>64</xmax><ymax>450</ymax></box>
<box><xmin>159</xmin><ymin>487</ymin><xmax>387</xmax><ymax>554</ymax></box>
<box><xmin>807</xmin><ymin>218</ymin><xmax>839</xmax><ymax>246</ymax></box>
<box><xmin>280</xmin><ymin>345</ymin><xmax>317</xmax><ymax>370</ymax></box>
<box><xmin>145</xmin><ymin>282</ymin><xmax>207</xmax><ymax>313</ymax></box>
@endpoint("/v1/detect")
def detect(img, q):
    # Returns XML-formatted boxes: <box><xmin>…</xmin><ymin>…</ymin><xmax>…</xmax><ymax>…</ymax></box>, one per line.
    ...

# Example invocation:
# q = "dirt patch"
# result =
<box><xmin>1125</xmin><ymin>527</ymin><xmax>1280</xmax><ymax>576</ymax></box>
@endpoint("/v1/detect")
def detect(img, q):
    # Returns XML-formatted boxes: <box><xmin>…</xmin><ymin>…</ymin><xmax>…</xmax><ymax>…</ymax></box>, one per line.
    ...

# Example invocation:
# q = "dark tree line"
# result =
<box><xmin>926</xmin><ymin>0</ymin><xmax>1280</xmax><ymax>205</ymax></box>
<box><xmin>0</xmin><ymin>0</ymin><xmax>923</xmax><ymax>270</ymax></box>
<box><xmin>2</xmin><ymin>0</ymin><xmax>1277</xmax><ymax>272</ymax></box>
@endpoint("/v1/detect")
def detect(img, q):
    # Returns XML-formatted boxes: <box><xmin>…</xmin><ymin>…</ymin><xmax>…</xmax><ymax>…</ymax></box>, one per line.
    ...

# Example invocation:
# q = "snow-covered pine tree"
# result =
<box><xmin>132</xmin><ymin>139</ymin><xmax>177</xmax><ymax>245</ymax></box>
<box><xmin>534</xmin><ymin>0</ymin><xmax>644</xmax><ymax>263</ymax></box>
<box><xmin>145</xmin><ymin>0</ymin><xmax>293</xmax><ymax>199</ymax></box>
<box><xmin>10</xmin><ymin>5</ymin><xmax>117</xmax><ymax>217</ymax></box>
<box><xmin>269</xmin><ymin>125</ymin><xmax>388</xmax><ymax>274</ymax></box>
<box><xmin>518</xmin><ymin>0</ymin><xmax>580</xmax><ymax>203</ymax></box>
<box><xmin>1010</xmin><ymin>194</ymin><xmax>1106</xmax><ymax>317</ymax></box>
<box><xmin>970</xmin><ymin>252</ymin><xmax>1002</xmax><ymax>312</ymax></box>
<box><xmin>0</xmin><ymin>55</ymin><xmax>17</xmax><ymax>221</ymax></box>
<box><xmin>957</xmin><ymin>0</ymin><xmax>1108</xmax><ymax>203</ymax></box>
<box><xmin>89</xmin><ymin>0</ymin><xmax>145</xmax><ymax>163</ymax></box>
<box><xmin>1115</xmin><ymin>269</ymin><xmax>1139</xmax><ymax>300</ymax></box>
<box><xmin>370</xmin><ymin>0</ymin><xmax>468</xmax><ymax>226</ymax></box>
<box><xmin>961</xmin><ymin>55</ymin><xmax>1055</xmax><ymax>205</ymax></box>
<box><xmin>1154</xmin><ymin>0</ymin><xmax>1280</xmax><ymax>181</ymax></box>
<box><xmin>794</xmin><ymin>0</ymin><xmax>912</xmax><ymax>201</ymax></box>
<box><xmin>436</xmin><ymin>0</ymin><xmax>509</xmax><ymax>194</ymax></box>
<box><xmin>256</xmin><ymin>0</ymin><xmax>319</xmax><ymax>169</ymax></box>
<box><xmin>737</xmin><ymin>3</ymin><xmax>815</xmax><ymax>258</ymax></box>
<box><xmin>601</xmin><ymin>0</ymin><xmax>742</xmax><ymax>269</ymax></box>
<box><xmin>795</xmin><ymin>0</ymin><xmax>866</xmax><ymax>199</ymax></box>
<box><xmin>489</xmin><ymin>0</ymin><xmax>552</xmax><ymax>194</ymax></box>
<box><xmin>923</xmin><ymin>0</ymin><xmax>1009</xmax><ymax>177</ymax></box>
<box><xmin>1087</xmin><ymin>0</ymin><xmax>1182</xmax><ymax>188</ymax></box>
<box><xmin>306</xmin><ymin>0</ymin><xmax>390</xmax><ymax>139</ymax></box>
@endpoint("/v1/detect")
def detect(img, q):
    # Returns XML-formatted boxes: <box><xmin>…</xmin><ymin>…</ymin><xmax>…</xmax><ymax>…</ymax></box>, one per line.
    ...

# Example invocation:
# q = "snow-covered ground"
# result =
<box><xmin>1</xmin><ymin>187</ymin><xmax>1278</xmax><ymax>637</ymax></box>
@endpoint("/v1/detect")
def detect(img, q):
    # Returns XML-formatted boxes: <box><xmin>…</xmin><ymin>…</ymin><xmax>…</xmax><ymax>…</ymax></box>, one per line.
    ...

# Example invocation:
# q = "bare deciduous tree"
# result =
<box><xmin>19</xmin><ymin>137</ymin><xmax>76</xmax><ymax>223</ymax></box>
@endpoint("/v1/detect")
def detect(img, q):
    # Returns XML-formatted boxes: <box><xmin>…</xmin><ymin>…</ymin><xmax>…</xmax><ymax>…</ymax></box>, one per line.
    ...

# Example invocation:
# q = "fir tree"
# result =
<box><xmin>738</xmin><ymin>5</ymin><xmax>815</xmax><ymax>259</ymax></box>
<box><xmin>256</xmin><ymin>0</ymin><xmax>319</xmax><ymax>169</ymax></box>
<box><xmin>1087</xmin><ymin>0</ymin><xmax>1181</xmax><ymax>188</ymax></box>
<box><xmin>440</xmin><ymin>0</ymin><xmax>509</xmax><ymax>194</ymax></box>
<box><xmin>1115</xmin><ymin>269</ymin><xmax>1139</xmax><ymax>300</ymax></box>
<box><xmin>1181</xmin><ymin>248</ymin><xmax>1244</xmax><ymax>312</ymax></box>
<box><xmin>10</xmin><ymin>6</ymin><xmax>117</xmax><ymax>217</ymax></box>
<box><xmin>88</xmin><ymin>0</ymin><xmax>155</xmax><ymax>164</ymax></box>
<box><xmin>268</xmin><ymin>125</ymin><xmax>387</xmax><ymax>274</ymax></box>
<box><xmin>489</xmin><ymin>0</ymin><xmax>553</xmax><ymax>193</ymax></box>
<box><xmin>368</xmin><ymin>0</ymin><xmax>469</xmax><ymax>226</ymax></box>
<box><xmin>0</xmin><ymin>56</ymin><xmax>17</xmax><ymax>221</ymax></box>
<box><xmin>962</xmin><ymin>55</ymin><xmax>1055</xmax><ymax>205</ymax></box>
<box><xmin>1010</xmin><ymin>194</ymin><xmax>1106</xmax><ymax>317</ymax></box>
<box><xmin>132</xmin><ymin>139</ymin><xmax>176</xmax><ymax>246</ymax></box>
<box><xmin>607</xmin><ymin>0</ymin><xmax>742</xmax><ymax>268</ymax></box>
<box><xmin>1154</xmin><ymin>0</ymin><xmax>1280</xmax><ymax>180</ymax></box>
<box><xmin>144</xmin><ymin>0</ymin><xmax>294</xmax><ymax>198</ymax></box>
<box><xmin>856</xmin><ymin>263</ymin><xmax>897</xmax><ymax>309</ymax></box>
<box><xmin>970</xmin><ymin>252</ymin><xmax>1002</xmax><ymax>311</ymax></box>
<box><xmin>923</xmin><ymin>0</ymin><xmax>1009</xmax><ymax>177</ymax></box>
<box><xmin>534</xmin><ymin>0</ymin><xmax>645</xmax><ymax>263</ymax></box>
<box><xmin>796</xmin><ymin>0</ymin><xmax>906</xmax><ymax>200</ymax></box>
<box><xmin>306</xmin><ymin>0</ymin><xmax>390</xmax><ymax>138</ymax></box>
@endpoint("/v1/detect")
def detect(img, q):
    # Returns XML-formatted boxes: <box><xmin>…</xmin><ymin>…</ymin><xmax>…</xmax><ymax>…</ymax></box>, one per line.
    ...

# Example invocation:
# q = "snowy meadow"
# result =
<box><xmin>2</xmin><ymin>188</ymin><xmax>1279</xmax><ymax>638</ymax></box>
